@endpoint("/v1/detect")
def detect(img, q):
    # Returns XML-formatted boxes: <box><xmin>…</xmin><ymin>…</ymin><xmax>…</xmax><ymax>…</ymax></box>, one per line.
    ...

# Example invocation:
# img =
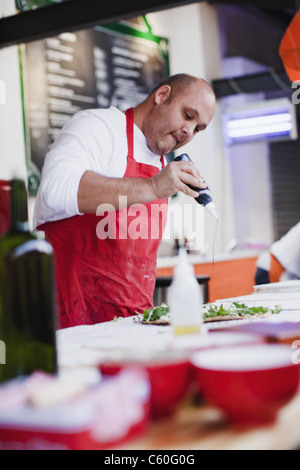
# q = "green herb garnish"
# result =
<box><xmin>139</xmin><ymin>303</ymin><xmax>170</xmax><ymax>322</ymax></box>
<box><xmin>137</xmin><ymin>301</ymin><xmax>282</xmax><ymax>324</ymax></box>
<box><xmin>202</xmin><ymin>302</ymin><xmax>282</xmax><ymax>320</ymax></box>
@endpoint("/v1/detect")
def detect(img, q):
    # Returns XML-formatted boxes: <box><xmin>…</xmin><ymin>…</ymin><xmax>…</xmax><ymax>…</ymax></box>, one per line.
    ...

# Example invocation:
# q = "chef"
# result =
<box><xmin>33</xmin><ymin>73</ymin><xmax>216</xmax><ymax>328</ymax></box>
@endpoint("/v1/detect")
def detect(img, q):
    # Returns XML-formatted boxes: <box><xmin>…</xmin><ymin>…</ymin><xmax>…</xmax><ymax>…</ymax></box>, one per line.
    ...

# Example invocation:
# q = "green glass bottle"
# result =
<box><xmin>15</xmin><ymin>0</ymin><xmax>63</xmax><ymax>12</ymax></box>
<box><xmin>0</xmin><ymin>179</ymin><xmax>57</xmax><ymax>383</ymax></box>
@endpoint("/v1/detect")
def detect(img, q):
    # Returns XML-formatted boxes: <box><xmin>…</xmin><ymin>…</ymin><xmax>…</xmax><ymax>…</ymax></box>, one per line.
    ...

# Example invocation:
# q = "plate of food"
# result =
<box><xmin>201</xmin><ymin>302</ymin><xmax>282</xmax><ymax>322</ymax></box>
<box><xmin>136</xmin><ymin>303</ymin><xmax>171</xmax><ymax>325</ymax></box>
<box><xmin>136</xmin><ymin>302</ymin><xmax>282</xmax><ymax>325</ymax></box>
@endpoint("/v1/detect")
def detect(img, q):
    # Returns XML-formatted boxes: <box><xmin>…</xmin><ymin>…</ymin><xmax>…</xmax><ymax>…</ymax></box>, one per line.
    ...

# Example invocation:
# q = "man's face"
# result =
<box><xmin>143</xmin><ymin>81</ymin><xmax>216</xmax><ymax>156</ymax></box>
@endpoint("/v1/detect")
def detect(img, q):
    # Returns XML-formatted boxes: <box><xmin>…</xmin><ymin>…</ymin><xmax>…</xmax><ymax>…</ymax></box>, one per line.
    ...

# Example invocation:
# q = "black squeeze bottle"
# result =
<box><xmin>0</xmin><ymin>179</ymin><xmax>57</xmax><ymax>383</ymax></box>
<box><xmin>174</xmin><ymin>154</ymin><xmax>218</xmax><ymax>219</ymax></box>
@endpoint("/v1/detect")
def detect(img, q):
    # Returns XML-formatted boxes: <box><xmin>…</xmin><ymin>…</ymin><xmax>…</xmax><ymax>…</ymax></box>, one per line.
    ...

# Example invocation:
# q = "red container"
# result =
<box><xmin>191</xmin><ymin>344</ymin><xmax>300</xmax><ymax>425</ymax></box>
<box><xmin>0</xmin><ymin>369</ymin><xmax>150</xmax><ymax>450</ymax></box>
<box><xmin>0</xmin><ymin>419</ymin><xmax>104</xmax><ymax>451</ymax></box>
<box><xmin>0</xmin><ymin>408</ymin><xmax>149</xmax><ymax>451</ymax></box>
<box><xmin>100</xmin><ymin>351</ymin><xmax>192</xmax><ymax>419</ymax></box>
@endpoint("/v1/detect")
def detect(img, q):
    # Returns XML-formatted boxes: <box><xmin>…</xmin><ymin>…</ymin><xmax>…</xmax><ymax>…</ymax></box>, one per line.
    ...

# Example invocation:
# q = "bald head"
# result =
<box><xmin>150</xmin><ymin>73</ymin><xmax>216</xmax><ymax>103</ymax></box>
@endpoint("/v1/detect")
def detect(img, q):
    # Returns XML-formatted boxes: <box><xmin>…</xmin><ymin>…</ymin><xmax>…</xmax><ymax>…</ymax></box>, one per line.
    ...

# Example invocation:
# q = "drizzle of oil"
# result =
<box><xmin>211</xmin><ymin>214</ymin><xmax>219</xmax><ymax>271</ymax></box>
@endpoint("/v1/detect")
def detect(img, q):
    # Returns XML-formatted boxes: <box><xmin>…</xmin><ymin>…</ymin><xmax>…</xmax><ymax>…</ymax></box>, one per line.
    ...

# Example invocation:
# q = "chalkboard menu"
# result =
<box><xmin>23</xmin><ymin>20</ymin><xmax>169</xmax><ymax>173</ymax></box>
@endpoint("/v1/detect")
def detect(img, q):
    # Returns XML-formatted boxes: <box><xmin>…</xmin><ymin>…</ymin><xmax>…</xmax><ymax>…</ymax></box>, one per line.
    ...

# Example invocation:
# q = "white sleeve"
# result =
<box><xmin>271</xmin><ymin>222</ymin><xmax>300</xmax><ymax>277</ymax></box>
<box><xmin>39</xmin><ymin>111</ymin><xmax>114</xmax><ymax>217</ymax></box>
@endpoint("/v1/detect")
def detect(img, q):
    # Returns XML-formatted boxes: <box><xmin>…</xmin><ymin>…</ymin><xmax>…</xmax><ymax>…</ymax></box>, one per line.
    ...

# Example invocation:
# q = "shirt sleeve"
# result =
<box><xmin>39</xmin><ymin>110</ymin><xmax>114</xmax><ymax>216</ymax></box>
<box><xmin>271</xmin><ymin>222</ymin><xmax>300</xmax><ymax>277</ymax></box>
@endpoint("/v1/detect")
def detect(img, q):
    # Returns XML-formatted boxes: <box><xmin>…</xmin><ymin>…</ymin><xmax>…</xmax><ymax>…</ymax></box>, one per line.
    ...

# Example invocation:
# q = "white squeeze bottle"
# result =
<box><xmin>168</xmin><ymin>247</ymin><xmax>203</xmax><ymax>336</ymax></box>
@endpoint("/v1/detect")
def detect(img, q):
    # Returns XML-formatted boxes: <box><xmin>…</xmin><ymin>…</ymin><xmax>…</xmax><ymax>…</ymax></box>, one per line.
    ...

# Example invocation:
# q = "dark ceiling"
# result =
<box><xmin>209</xmin><ymin>0</ymin><xmax>298</xmax><ymax>16</ymax></box>
<box><xmin>0</xmin><ymin>0</ymin><xmax>297</xmax><ymax>97</ymax></box>
<box><xmin>0</xmin><ymin>0</ymin><xmax>298</xmax><ymax>49</ymax></box>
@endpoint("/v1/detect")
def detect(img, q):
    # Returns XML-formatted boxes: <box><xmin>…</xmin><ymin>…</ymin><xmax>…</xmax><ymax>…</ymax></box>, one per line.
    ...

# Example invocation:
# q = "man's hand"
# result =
<box><xmin>149</xmin><ymin>160</ymin><xmax>207</xmax><ymax>200</ymax></box>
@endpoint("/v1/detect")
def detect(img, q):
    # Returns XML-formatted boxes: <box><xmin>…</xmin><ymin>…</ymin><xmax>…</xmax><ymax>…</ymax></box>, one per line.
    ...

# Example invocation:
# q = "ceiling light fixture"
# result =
<box><xmin>223</xmin><ymin>98</ymin><xmax>298</xmax><ymax>145</ymax></box>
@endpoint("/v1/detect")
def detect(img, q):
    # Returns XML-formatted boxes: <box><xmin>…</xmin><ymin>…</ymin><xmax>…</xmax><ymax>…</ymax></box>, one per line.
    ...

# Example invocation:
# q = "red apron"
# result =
<box><xmin>39</xmin><ymin>108</ymin><xmax>168</xmax><ymax>329</ymax></box>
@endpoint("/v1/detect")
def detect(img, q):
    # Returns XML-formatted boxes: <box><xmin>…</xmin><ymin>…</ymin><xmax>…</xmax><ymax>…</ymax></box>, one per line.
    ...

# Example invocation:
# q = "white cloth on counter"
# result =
<box><xmin>33</xmin><ymin>106</ymin><xmax>164</xmax><ymax>228</ymax></box>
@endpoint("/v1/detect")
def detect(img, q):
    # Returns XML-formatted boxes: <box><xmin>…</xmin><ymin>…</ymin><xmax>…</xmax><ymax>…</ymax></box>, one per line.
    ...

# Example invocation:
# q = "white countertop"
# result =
<box><xmin>4</xmin><ymin>280</ymin><xmax>300</xmax><ymax>450</ymax></box>
<box><xmin>157</xmin><ymin>249</ymin><xmax>262</xmax><ymax>269</ymax></box>
<box><xmin>56</xmin><ymin>280</ymin><xmax>300</xmax><ymax>373</ymax></box>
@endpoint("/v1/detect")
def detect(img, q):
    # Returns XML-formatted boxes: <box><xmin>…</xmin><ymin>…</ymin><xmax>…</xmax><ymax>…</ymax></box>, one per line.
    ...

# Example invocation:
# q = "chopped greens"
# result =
<box><xmin>138</xmin><ymin>301</ymin><xmax>282</xmax><ymax>324</ymax></box>
<box><xmin>202</xmin><ymin>302</ymin><xmax>282</xmax><ymax>320</ymax></box>
<box><xmin>139</xmin><ymin>303</ymin><xmax>170</xmax><ymax>322</ymax></box>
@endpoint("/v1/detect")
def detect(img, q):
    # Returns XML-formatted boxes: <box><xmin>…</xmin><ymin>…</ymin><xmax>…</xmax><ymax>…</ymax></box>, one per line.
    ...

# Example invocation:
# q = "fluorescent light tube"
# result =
<box><xmin>227</xmin><ymin>113</ymin><xmax>292</xmax><ymax>130</ymax></box>
<box><xmin>227</xmin><ymin>122</ymin><xmax>293</xmax><ymax>138</ymax></box>
<box><xmin>223</xmin><ymin>98</ymin><xmax>298</xmax><ymax>144</ymax></box>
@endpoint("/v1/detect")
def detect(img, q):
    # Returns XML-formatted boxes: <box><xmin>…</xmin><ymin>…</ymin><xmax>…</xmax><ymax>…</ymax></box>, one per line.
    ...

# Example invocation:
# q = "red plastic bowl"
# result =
<box><xmin>99</xmin><ymin>351</ymin><xmax>192</xmax><ymax>419</ymax></box>
<box><xmin>191</xmin><ymin>344</ymin><xmax>300</xmax><ymax>425</ymax></box>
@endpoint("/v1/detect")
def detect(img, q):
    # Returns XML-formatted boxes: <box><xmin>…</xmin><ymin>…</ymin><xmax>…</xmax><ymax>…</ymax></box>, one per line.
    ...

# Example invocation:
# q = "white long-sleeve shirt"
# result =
<box><xmin>33</xmin><ymin>106</ymin><xmax>164</xmax><ymax>228</ymax></box>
